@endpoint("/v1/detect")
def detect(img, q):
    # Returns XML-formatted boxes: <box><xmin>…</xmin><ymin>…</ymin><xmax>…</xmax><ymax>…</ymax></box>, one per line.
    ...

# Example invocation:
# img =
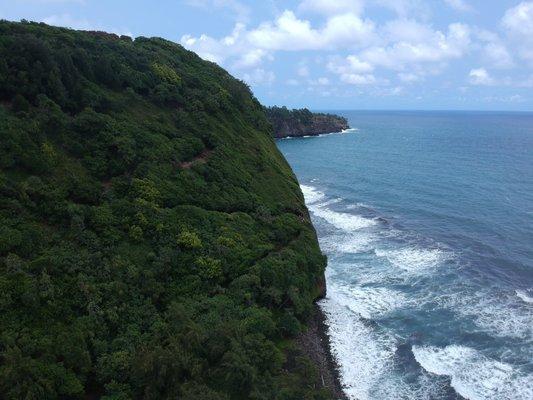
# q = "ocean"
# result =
<box><xmin>277</xmin><ymin>111</ymin><xmax>533</xmax><ymax>400</ymax></box>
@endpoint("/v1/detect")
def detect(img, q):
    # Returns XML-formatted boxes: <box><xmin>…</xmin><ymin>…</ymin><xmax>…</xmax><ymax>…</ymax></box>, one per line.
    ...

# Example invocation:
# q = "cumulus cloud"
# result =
<box><xmin>502</xmin><ymin>1</ymin><xmax>533</xmax><ymax>37</ymax></box>
<box><xmin>242</xmin><ymin>68</ymin><xmax>275</xmax><ymax>85</ymax></box>
<box><xmin>398</xmin><ymin>72</ymin><xmax>422</xmax><ymax>83</ymax></box>
<box><xmin>475</xmin><ymin>30</ymin><xmax>514</xmax><ymax>69</ymax></box>
<box><xmin>247</xmin><ymin>10</ymin><xmax>376</xmax><ymax>51</ymax></box>
<box><xmin>298</xmin><ymin>0</ymin><xmax>365</xmax><ymax>16</ymax></box>
<box><xmin>181</xmin><ymin>23</ymin><xmax>249</xmax><ymax>65</ymax></box>
<box><xmin>179</xmin><ymin>1</ymin><xmax>532</xmax><ymax>92</ymax></box>
<box><xmin>328</xmin><ymin>55</ymin><xmax>373</xmax><ymax>74</ymax></box>
<box><xmin>383</xmin><ymin>18</ymin><xmax>435</xmax><ymax>42</ymax></box>
<box><xmin>181</xmin><ymin>9</ymin><xmax>377</xmax><ymax>74</ymax></box>
<box><xmin>340</xmin><ymin>73</ymin><xmax>377</xmax><ymax>85</ymax></box>
<box><xmin>469</xmin><ymin>68</ymin><xmax>494</xmax><ymax>85</ymax></box>
<box><xmin>443</xmin><ymin>0</ymin><xmax>473</xmax><ymax>12</ymax></box>
<box><xmin>483</xmin><ymin>42</ymin><xmax>514</xmax><ymax>68</ymax></box>
<box><xmin>502</xmin><ymin>1</ymin><xmax>533</xmax><ymax>63</ymax></box>
<box><xmin>361</xmin><ymin>22</ymin><xmax>470</xmax><ymax>70</ymax></box>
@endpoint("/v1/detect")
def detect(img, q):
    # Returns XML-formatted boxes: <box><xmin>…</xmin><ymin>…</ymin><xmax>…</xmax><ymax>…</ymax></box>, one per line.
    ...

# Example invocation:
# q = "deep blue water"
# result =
<box><xmin>277</xmin><ymin>111</ymin><xmax>533</xmax><ymax>400</ymax></box>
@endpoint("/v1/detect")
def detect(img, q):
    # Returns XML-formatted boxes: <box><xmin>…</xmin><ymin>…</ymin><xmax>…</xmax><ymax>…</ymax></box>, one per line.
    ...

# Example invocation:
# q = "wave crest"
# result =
<box><xmin>413</xmin><ymin>344</ymin><xmax>533</xmax><ymax>400</ymax></box>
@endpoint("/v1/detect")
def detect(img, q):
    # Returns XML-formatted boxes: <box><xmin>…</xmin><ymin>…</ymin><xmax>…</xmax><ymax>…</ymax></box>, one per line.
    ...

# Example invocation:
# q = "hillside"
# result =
<box><xmin>265</xmin><ymin>106</ymin><xmax>349</xmax><ymax>138</ymax></box>
<box><xmin>0</xmin><ymin>21</ymin><xmax>330</xmax><ymax>399</ymax></box>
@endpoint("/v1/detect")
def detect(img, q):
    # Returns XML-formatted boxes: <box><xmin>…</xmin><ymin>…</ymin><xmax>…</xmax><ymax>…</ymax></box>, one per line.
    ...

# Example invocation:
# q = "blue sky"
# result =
<box><xmin>2</xmin><ymin>1</ymin><xmax>533</xmax><ymax>110</ymax></box>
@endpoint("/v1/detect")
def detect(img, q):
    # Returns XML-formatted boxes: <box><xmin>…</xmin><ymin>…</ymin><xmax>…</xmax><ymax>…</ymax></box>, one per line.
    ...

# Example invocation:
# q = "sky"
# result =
<box><xmin>2</xmin><ymin>1</ymin><xmax>533</xmax><ymax>111</ymax></box>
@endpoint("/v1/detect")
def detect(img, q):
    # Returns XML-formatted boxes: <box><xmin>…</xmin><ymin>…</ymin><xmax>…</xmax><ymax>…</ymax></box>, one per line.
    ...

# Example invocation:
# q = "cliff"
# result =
<box><xmin>265</xmin><ymin>106</ymin><xmax>349</xmax><ymax>138</ymax></box>
<box><xmin>0</xmin><ymin>21</ymin><xmax>331</xmax><ymax>399</ymax></box>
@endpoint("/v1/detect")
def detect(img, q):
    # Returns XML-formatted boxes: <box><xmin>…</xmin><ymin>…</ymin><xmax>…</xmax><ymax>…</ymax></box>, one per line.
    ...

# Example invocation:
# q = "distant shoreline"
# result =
<box><xmin>277</xmin><ymin>128</ymin><xmax>358</xmax><ymax>140</ymax></box>
<box><xmin>265</xmin><ymin>106</ymin><xmax>349</xmax><ymax>139</ymax></box>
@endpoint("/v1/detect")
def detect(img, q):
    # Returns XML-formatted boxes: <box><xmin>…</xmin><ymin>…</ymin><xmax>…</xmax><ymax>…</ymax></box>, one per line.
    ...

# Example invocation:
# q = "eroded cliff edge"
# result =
<box><xmin>266</xmin><ymin>106</ymin><xmax>349</xmax><ymax>138</ymax></box>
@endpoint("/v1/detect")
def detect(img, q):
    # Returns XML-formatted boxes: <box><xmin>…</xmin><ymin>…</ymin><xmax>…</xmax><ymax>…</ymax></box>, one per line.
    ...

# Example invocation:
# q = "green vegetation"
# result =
<box><xmin>0</xmin><ymin>21</ymin><xmax>329</xmax><ymax>399</ymax></box>
<box><xmin>265</xmin><ymin>106</ymin><xmax>348</xmax><ymax>138</ymax></box>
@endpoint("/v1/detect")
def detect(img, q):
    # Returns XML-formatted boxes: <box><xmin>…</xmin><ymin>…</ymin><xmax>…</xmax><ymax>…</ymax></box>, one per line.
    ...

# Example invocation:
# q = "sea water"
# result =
<box><xmin>277</xmin><ymin>111</ymin><xmax>533</xmax><ymax>400</ymax></box>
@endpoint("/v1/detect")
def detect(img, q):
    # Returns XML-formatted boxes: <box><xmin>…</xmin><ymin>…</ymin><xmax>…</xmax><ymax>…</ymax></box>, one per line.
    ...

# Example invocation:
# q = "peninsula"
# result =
<box><xmin>265</xmin><ymin>106</ymin><xmax>349</xmax><ymax>138</ymax></box>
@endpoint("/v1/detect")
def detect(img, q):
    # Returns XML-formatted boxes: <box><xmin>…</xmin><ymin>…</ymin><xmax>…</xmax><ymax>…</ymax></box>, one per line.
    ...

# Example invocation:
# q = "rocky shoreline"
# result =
<box><xmin>265</xmin><ymin>106</ymin><xmax>349</xmax><ymax>139</ymax></box>
<box><xmin>296</xmin><ymin>303</ymin><xmax>348</xmax><ymax>400</ymax></box>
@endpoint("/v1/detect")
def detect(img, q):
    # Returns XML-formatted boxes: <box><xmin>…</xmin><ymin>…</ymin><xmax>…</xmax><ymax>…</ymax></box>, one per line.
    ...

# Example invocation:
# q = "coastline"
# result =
<box><xmin>296</xmin><ymin>303</ymin><xmax>348</xmax><ymax>400</ymax></box>
<box><xmin>277</xmin><ymin>128</ymin><xmax>358</xmax><ymax>140</ymax></box>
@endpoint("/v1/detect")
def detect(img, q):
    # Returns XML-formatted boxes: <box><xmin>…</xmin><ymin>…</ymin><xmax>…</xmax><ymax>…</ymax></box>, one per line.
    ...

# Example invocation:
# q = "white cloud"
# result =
<box><xmin>384</xmin><ymin>19</ymin><xmax>435</xmax><ymax>42</ymax></box>
<box><xmin>443</xmin><ymin>0</ymin><xmax>473</xmax><ymax>12</ymax></box>
<box><xmin>469</xmin><ymin>68</ymin><xmax>494</xmax><ymax>85</ymax></box>
<box><xmin>502</xmin><ymin>1</ymin><xmax>533</xmax><ymax>63</ymax></box>
<box><xmin>181</xmin><ymin>23</ymin><xmax>248</xmax><ymax>65</ymax></box>
<box><xmin>181</xmin><ymin>9</ymin><xmax>376</xmax><ymax>72</ymax></box>
<box><xmin>298</xmin><ymin>0</ymin><xmax>365</xmax><ymax>16</ymax></box>
<box><xmin>234</xmin><ymin>48</ymin><xmax>269</xmax><ymax>68</ymax></box>
<box><xmin>179</xmin><ymin>1</ymin><xmax>531</xmax><ymax>94</ymax></box>
<box><xmin>328</xmin><ymin>54</ymin><xmax>376</xmax><ymax>84</ymax></box>
<box><xmin>297</xmin><ymin>65</ymin><xmax>309</xmax><ymax>77</ymax></box>
<box><xmin>42</xmin><ymin>14</ymin><xmax>132</xmax><ymax>36</ymax></box>
<box><xmin>398</xmin><ymin>72</ymin><xmax>422</xmax><ymax>83</ymax></box>
<box><xmin>484</xmin><ymin>41</ymin><xmax>513</xmax><ymax>68</ymax></box>
<box><xmin>482</xmin><ymin>94</ymin><xmax>524</xmax><ymax>103</ymax></box>
<box><xmin>328</xmin><ymin>55</ymin><xmax>373</xmax><ymax>74</ymax></box>
<box><xmin>307</xmin><ymin>76</ymin><xmax>331</xmax><ymax>86</ymax></box>
<box><xmin>341</xmin><ymin>73</ymin><xmax>377</xmax><ymax>85</ymax></box>
<box><xmin>247</xmin><ymin>10</ymin><xmax>376</xmax><ymax>51</ymax></box>
<box><xmin>361</xmin><ymin>22</ymin><xmax>470</xmax><ymax>70</ymax></box>
<box><xmin>502</xmin><ymin>1</ymin><xmax>533</xmax><ymax>37</ymax></box>
<box><xmin>242</xmin><ymin>68</ymin><xmax>275</xmax><ymax>85</ymax></box>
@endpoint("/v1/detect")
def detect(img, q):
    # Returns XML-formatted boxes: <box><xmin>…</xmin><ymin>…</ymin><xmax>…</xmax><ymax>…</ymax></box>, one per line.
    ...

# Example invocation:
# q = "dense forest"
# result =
<box><xmin>264</xmin><ymin>106</ymin><xmax>348</xmax><ymax>138</ymax></box>
<box><xmin>0</xmin><ymin>21</ymin><xmax>331</xmax><ymax>399</ymax></box>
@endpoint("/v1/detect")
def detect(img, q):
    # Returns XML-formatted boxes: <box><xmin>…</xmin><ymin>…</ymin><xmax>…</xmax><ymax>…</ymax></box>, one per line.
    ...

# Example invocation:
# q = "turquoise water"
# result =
<box><xmin>277</xmin><ymin>111</ymin><xmax>533</xmax><ymax>400</ymax></box>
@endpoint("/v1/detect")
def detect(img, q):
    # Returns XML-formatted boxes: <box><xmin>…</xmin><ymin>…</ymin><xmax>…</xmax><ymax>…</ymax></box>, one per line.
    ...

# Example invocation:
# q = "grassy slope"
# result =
<box><xmin>0</xmin><ymin>21</ymin><xmax>329</xmax><ymax>399</ymax></box>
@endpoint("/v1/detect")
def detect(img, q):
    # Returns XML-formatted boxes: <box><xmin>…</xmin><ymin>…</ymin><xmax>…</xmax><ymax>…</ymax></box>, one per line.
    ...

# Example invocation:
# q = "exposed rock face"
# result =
<box><xmin>265</xmin><ymin>106</ymin><xmax>349</xmax><ymax>138</ymax></box>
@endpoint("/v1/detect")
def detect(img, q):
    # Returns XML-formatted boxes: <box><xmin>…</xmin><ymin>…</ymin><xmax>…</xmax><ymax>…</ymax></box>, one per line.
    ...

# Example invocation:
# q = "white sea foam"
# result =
<box><xmin>516</xmin><ymin>289</ymin><xmax>533</xmax><ymax>304</ymax></box>
<box><xmin>320</xmin><ymin>291</ymin><xmax>397</xmax><ymax>400</ymax></box>
<box><xmin>343</xmin><ymin>285</ymin><xmax>406</xmax><ymax>319</ymax></box>
<box><xmin>301</xmin><ymin>185</ymin><xmax>376</xmax><ymax>232</ymax></box>
<box><xmin>321</xmin><ymin>288</ymin><xmax>448</xmax><ymax>399</ymax></box>
<box><xmin>319</xmin><ymin>232</ymin><xmax>375</xmax><ymax>254</ymax></box>
<box><xmin>342</xmin><ymin>128</ymin><xmax>359</xmax><ymax>133</ymax></box>
<box><xmin>454</xmin><ymin>291</ymin><xmax>533</xmax><ymax>340</ymax></box>
<box><xmin>300</xmin><ymin>184</ymin><xmax>325</xmax><ymax>204</ymax></box>
<box><xmin>375</xmin><ymin>246</ymin><xmax>447</xmax><ymax>273</ymax></box>
<box><xmin>413</xmin><ymin>344</ymin><xmax>533</xmax><ymax>400</ymax></box>
<box><xmin>309</xmin><ymin>205</ymin><xmax>377</xmax><ymax>231</ymax></box>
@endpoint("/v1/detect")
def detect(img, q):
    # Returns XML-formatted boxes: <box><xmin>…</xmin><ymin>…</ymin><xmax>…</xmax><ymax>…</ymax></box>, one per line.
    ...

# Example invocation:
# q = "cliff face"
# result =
<box><xmin>0</xmin><ymin>21</ymin><xmax>330</xmax><ymax>399</ymax></box>
<box><xmin>265</xmin><ymin>106</ymin><xmax>349</xmax><ymax>138</ymax></box>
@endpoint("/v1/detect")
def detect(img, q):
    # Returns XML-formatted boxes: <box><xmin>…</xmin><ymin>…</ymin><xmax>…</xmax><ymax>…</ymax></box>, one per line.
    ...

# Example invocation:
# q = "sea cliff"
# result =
<box><xmin>0</xmin><ymin>21</ymin><xmax>335</xmax><ymax>399</ymax></box>
<box><xmin>265</xmin><ymin>106</ymin><xmax>349</xmax><ymax>138</ymax></box>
